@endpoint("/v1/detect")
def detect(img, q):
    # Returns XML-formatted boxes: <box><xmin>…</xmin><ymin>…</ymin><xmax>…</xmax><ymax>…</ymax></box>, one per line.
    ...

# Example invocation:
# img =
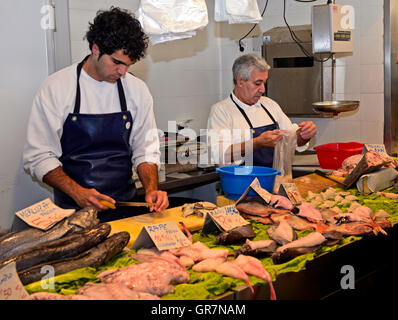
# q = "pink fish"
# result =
<box><xmin>192</xmin><ymin>257</ymin><xmax>227</xmax><ymax>272</ymax></box>
<box><xmin>234</xmin><ymin>255</ymin><xmax>276</xmax><ymax>300</ymax></box>
<box><xmin>215</xmin><ymin>261</ymin><xmax>254</xmax><ymax>294</ymax></box>
<box><xmin>270</xmin><ymin>195</ymin><xmax>294</xmax><ymax>210</ymax></box>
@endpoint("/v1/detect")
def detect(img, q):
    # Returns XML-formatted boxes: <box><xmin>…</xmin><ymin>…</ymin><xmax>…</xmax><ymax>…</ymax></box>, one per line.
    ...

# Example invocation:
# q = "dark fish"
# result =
<box><xmin>0</xmin><ymin>223</ymin><xmax>111</xmax><ymax>271</ymax></box>
<box><xmin>235</xmin><ymin>239</ymin><xmax>277</xmax><ymax>257</ymax></box>
<box><xmin>19</xmin><ymin>231</ymin><xmax>130</xmax><ymax>285</ymax></box>
<box><xmin>322</xmin><ymin>231</ymin><xmax>343</xmax><ymax>246</ymax></box>
<box><xmin>216</xmin><ymin>224</ymin><xmax>255</xmax><ymax>245</ymax></box>
<box><xmin>0</xmin><ymin>207</ymin><xmax>98</xmax><ymax>260</ymax></box>
<box><xmin>267</xmin><ymin>220</ymin><xmax>298</xmax><ymax>245</ymax></box>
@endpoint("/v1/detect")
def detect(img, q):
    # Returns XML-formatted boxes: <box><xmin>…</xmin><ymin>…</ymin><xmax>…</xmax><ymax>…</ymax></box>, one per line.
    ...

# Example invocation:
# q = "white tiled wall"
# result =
<box><xmin>68</xmin><ymin>0</ymin><xmax>385</xmax><ymax>146</ymax></box>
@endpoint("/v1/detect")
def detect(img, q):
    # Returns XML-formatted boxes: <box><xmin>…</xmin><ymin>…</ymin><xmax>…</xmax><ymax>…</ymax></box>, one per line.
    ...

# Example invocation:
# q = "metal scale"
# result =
<box><xmin>311</xmin><ymin>0</ymin><xmax>359</xmax><ymax>116</ymax></box>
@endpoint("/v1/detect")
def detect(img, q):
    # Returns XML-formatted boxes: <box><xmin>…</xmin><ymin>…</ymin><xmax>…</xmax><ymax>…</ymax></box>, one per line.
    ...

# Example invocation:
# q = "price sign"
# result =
<box><xmin>363</xmin><ymin>144</ymin><xmax>387</xmax><ymax>155</ymax></box>
<box><xmin>202</xmin><ymin>205</ymin><xmax>249</xmax><ymax>234</ymax></box>
<box><xmin>133</xmin><ymin>221</ymin><xmax>191</xmax><ymax>251</ymax></box>
<box><xmin>236</xmin><ymin>177</ymin><xmax>272</xmax><ymax>205</ymax></box>
<box><xmin>0</xmin><ymin>262</ymin><xmax>29</xmax><ymax>300</ymax></box>
<box><xmin>15</xmin><ymin>198</ymin><xmax>75</xmax><ymax>231</ymax></box>
<box><xmin>280</xmin><ymin>183</ymin><xmax>303</xmax><ymax>205</ymax></box>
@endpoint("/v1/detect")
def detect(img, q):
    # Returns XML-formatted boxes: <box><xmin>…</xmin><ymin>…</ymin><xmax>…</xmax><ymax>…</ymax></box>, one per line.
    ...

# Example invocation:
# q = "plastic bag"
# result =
<box><xmin>272</xmin><ymin>124</ymin><xmax>299</xmax><ymax>193</ymax></box>
<box><xmin>215</xmin><ymin>0</ymin><xmax>262</xmax><ymax>24</ymax></box>
<box><xmin>136</xmin><ymin>0</ymin><xmax>208</xmax><ymax>45</ymax></box>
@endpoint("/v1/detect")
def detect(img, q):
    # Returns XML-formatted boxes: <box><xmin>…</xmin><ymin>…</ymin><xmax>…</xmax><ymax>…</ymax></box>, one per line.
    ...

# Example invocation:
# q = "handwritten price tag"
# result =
<box><xmin>280</xmin><ymin>183</ymin><xmax>303</xmax><ymax>205</ymax></box>
<box><xmin>0</xmin><ymin>262</ymin><xmax>29</xmax><ymax>300</ymax></box>
<box><xmin>236</xmin><ymin>177</ymin><xmax>272</xmax><ymax>205</ymax></box>
<box><xmin>202</xmin><ymin>205</ymin><xmax>249</xmax><ymax>234</ymax></box>
<box><xmin>363</xmin><ymin>144</ymin><xmax>387</xmax><ymax>155</ymax></box>
<box><xmin>133</xmin><ymin>221</ymin><xmax>191</xmax><ymax>251</ymax></box>
<box><xmin>15</xmin><ymin>198</ymin><xmax>75</xmax><ymax>231</ymax></box>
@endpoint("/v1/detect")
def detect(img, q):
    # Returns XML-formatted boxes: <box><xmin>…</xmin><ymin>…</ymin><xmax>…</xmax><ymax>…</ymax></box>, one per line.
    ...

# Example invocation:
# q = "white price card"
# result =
<box><xmin>363</xmin><ymin>144</ymin><xmax>387</xmax><ymax>154</ymax></box>
<box><xmin>280</xmin><ymin>183</ymin><xmax>303</xmax><ymax>205</ymax></box>
<box><xmin>236</xmin><ymin>177</ymin><xmax>272</xmax><ymax>205</ymax></box>
<box><xmin>202</xmin><ymin>205</ymin><xmax>249</xmax><ymax>235</ymax></box>
<box><xmin>15</xmin><ymin>198</ymin><xmax>75</xmax><ymax>231</ymax></box>
<box><xmin>132</xmin><ymin>221</ymin><xmax>191</xmax><ymax>251</ymax></box>
<box><xmin>0</xmin><ymin>262</ymin><xmax>29</xmax><ymax>300</ymax></box>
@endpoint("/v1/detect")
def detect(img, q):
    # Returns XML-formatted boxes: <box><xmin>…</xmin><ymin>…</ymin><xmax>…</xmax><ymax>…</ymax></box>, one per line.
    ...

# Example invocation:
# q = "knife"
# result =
<box><xmin>100</xmin><ymin>200</ymin><xmax>156</xmax><ymax>209</ymax></box>
<box><xmin>314</xmin><ymin>169</ymin><xmax>348</xmax><ymax>187</ymax></box>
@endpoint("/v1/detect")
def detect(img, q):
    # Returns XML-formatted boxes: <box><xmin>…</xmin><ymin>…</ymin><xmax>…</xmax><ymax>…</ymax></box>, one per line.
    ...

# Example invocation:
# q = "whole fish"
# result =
<box><xmin>216</xmin><ymin>224</ymin><xmax>255</xmax><ymax>245</ymax></box>
<box><xmin>18</xmin><ymin>231</ymin><xmax>129</xmax><ymax>285</ymax></box>
<box><xmin>215</xmin><ymin>261</ymin><xmax>254</xmax><ymax>294</ymax></box>
<box><xmin>0</xmin><ymin>207</ymin><xmax>98</xmax><ymax>260</ymax></box>
<box><xmin>296</xmin><ymin>202</ymin><xmax>323</xmax><ymax>223</ymax></box>
<box><xmin>234</xmin><ymin>255</ymin><xmax>276</xmax><ymax>300</ymax></box>
<box><xmin>0</xmin><ymin>223</ymin><xmax>111</xmax><ymax>271</ymax></box>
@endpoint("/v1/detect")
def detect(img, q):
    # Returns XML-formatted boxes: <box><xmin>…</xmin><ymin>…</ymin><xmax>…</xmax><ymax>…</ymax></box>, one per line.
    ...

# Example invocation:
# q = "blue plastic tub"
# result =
<box><xmin>216</xmin><ymin>166</ymin><xmax>281</xmax><ymax>200</ymax></box>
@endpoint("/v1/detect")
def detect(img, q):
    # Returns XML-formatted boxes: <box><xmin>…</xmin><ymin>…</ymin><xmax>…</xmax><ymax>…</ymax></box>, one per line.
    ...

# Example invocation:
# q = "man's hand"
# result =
<box><xmin>145</xmin><ymin>190</ymin><xmax>169</xmax><ymax>212</ymax></box>
<box><xmin>254</xmin><ymin>129</ymin><xmax>289</xmax><ymax>148</ymax></box>
<box><xmin>137</xmin><ymin>162</ymin><xmax>169</xmax><ymax>212</ymax></box>
<box><xmin>43</xmin><ymin>166</ymin><xmax>114</xmax><ymax>211</ymax></box>
<box><xmin>297</xmin><ymin>121</ymin><xmax>317</xmax><ymax>146</ymax></box>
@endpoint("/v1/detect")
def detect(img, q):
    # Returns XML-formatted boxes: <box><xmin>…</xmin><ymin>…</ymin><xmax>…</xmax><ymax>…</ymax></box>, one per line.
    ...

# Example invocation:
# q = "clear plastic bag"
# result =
<box><xmin>272</xmin><ymin>124</ymin><xmax>299</xmax><ymax>193</ymax></box>
<box><xmin>136</xmin><ymin>0</ymin><xmax>208</xmax><ymax>45</ymax></box>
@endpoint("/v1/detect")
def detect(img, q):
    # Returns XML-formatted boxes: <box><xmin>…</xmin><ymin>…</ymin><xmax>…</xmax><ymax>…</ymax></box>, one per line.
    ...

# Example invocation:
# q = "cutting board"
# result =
<box><xmin>109</xmin><ymin>206</ymin><xmax>204</xmax><ymax>248</ymax></box>
<box><xmin>293</xmin><ymin>173</ymin><xmax>344</xmax><ymax>197</ymax></box>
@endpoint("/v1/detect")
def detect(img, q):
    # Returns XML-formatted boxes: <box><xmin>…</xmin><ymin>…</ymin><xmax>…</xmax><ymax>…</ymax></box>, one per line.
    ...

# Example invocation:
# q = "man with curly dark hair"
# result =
<box><xmin>23</xmin><ymin>7</ymin><xmax>168</xmax><ymax>222</ymax></box>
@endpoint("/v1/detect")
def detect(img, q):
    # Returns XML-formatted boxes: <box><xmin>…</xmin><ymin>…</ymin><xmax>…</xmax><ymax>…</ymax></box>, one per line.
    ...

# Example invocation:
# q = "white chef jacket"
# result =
<box><xmin>23</xmin><ymin>63</ymin><xmax>160</xmax><ymax>182</ymax></box>
<box><xmin>207</xmin><ymin>92</ymin><xmax>308</xmax><ymax>165</ymax></box>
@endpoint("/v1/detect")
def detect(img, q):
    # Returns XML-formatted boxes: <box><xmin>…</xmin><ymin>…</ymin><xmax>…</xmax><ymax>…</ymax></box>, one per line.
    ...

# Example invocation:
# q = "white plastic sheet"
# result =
<box><xmin>215</xmin><ymin>0</ymin><xmax>262</xmax><ymax>24</ymax></box>
<box><xmin>136</xmin><ymin>0</ymin><xmax>208</xmax><ymax>45</ymax></box>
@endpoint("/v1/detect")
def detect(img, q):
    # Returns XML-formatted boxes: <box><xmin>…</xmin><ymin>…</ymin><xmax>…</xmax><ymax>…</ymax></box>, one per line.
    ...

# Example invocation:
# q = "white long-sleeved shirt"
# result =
<box><xmin>23</xmin><ymin>63</ymin><xmax>160</xmax><ymax>182</ymax></box>
<box><xmin>207</xmin><ymin>92</ymin><xmax>307</xmax><ymax>165</ymax></box>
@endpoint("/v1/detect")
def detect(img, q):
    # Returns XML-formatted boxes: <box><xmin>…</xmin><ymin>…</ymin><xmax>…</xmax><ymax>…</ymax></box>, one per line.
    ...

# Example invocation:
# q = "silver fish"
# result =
<box><xmin>0</xmin><ymin>223</ymin><xmax>110</xmax><ymax>271</ymax></box>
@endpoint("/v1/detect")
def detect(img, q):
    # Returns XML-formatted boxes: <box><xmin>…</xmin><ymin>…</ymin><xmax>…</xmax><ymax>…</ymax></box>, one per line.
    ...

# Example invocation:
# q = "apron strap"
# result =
<box><xmin>230</xmin><ymin>94</ymin><xmax>276</xmax><ymax>129</ymax></box>
<box><xmin>74</xmin><ymin>55</ymin><xmax>127</xmax><ymax>113</ymax></box>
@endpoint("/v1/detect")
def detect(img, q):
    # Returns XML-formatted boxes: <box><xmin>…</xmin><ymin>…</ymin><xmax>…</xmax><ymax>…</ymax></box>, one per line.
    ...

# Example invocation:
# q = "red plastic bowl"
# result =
<box><xmin>314</xmin><ymin>142</ymin><xmax>364</xmax><ymax>170</ymax></box>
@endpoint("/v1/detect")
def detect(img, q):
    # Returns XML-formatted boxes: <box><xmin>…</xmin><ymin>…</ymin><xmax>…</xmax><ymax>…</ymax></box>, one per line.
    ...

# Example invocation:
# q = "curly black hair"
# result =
<box><xmin>85</xmin><ymin>7</ymin><xmax>148</xmax><ymax>62</ymax></box>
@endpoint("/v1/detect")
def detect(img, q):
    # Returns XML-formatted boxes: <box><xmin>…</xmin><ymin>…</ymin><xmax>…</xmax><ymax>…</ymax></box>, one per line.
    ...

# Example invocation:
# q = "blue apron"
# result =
<box><xmin>54</xmin><ymin>56</ymin><xmax>139</xmax><ymax>221</ymax></box>
<box><xmin>230</xmin><ymin>94</ymin><xmax>279</xmax><ymax>167</ymax></box>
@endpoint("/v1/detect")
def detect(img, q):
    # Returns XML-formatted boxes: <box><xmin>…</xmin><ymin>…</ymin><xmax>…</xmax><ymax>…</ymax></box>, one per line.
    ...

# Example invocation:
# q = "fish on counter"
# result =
<box><xmin>267</xmin><ymin>220</ymin><xmax>297</xmax><ymax>245</ymax></box>
<box><xmin>216</xmin><ymin>224</ymin><xmax>255</xmax><ymax>245</ymax></box>
<box><xmin>215</xmin><ymin>261</ymin><xmax>254</xmax><ymax>294</ymax></box>
<box><xmin>182</xmin><ymin>201</ymin><xmax>217</xmax><ymax>217</ymax></box>
<box><xmin>270</xmin><ymin>212</ymin><xmax>316</xmax><ymax>231</ymax></box>
<box><xmin>376</xmin><ymin>191</ymin><xmax>398</xmax><ymax>199</ymax></box>
<box><xmin>271</xmin><ymin>232</ymin><xmax>327</xmax><ymax>264</ymax></box>
<box><xmin>270</xmin><ymin>194</ymin><xmax>294</xmax><ymax>210</ymax></box>
<box><xmin>98</xmin><ymin>258</ymin><xmax>190</xmax><ymax>296</ymax></box>
<box><xmin>30</xmin><ymin>282</ymin><xmax>160</xmax><ymax>300</ymax></box>
<box><xmin>234</xmin><ymin>255</ymin><xmax>276</xmax><ymax>300</ymax></box>
<box><xmin>192</xmin><ymin>257</ymin><xmax>227</xmax><ymax>272</ymax></box>
<box><xmin>234</xmin><ymin>239</ymin><xmax>277</xmax><ymax>257</ymax></box>
<box><xmin>169</xmin><ymin>241</ymin><xmax>229</xmax><ymax>262</ymax></box>
<box><xmin>295</xmin><ymin>202</ymin><xmax>324</xmax><ymax>223</ymax></box>
<box><xmin>19</xmin><ymin>231</ymin><xmax>130</xmax><ymax>285</ymax></box>
<box><xmin>0</xmin><ymin>223</ymin><xmax>111</xmax><ymax>271</ymax></box>
<box><xmin>236</xmin><ymin>201</ymin><xmax>291</xmax><ymax>218</ymax></box>
<box><xmin>0</xmin><ymin>207</ymin><xmax>99</xmax><ymax>260</ymax></box>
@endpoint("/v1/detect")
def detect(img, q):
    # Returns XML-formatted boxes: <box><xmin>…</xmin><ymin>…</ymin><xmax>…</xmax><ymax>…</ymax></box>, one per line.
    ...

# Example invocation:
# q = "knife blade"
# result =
<box><xmin>100</xmin><ymin>200</ymin><xmax>155</xmax><ymax>209</ymax></box>
<box><xmin>115</xmin><ymin>201</ymin><xmax>156</xmax><ymax>207</ymax></box>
